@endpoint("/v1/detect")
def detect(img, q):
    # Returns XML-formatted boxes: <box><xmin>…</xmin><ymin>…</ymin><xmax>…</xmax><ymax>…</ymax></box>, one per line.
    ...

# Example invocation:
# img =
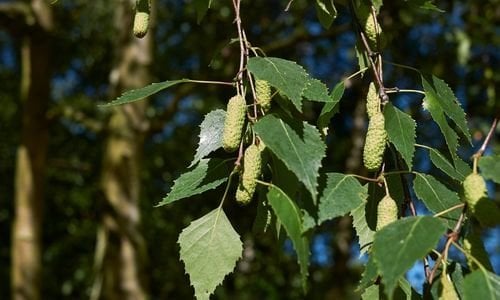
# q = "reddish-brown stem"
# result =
<box><xmin>428</xmin><ymin>209</ymin><xmax>466</xmax><ymax>284</ymax></box>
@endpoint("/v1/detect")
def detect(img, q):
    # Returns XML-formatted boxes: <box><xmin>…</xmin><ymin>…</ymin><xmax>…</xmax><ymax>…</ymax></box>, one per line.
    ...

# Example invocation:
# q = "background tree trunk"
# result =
<box><xmin>11</xmin><ymin>1</ymin><xmax>53</xmax><ymax>299</ymax></box>
<box><xmin>91</xmin><ymin>1</ymin><xmax>153</xmax><ymax>299</ymax></box>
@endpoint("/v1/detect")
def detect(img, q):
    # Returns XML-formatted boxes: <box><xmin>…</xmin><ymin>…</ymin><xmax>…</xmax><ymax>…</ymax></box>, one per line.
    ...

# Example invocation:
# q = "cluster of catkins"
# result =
<box><xmin>221</xmin><ymin>80</ymin><xmax>272</xmax><ymax>205</ymax></box>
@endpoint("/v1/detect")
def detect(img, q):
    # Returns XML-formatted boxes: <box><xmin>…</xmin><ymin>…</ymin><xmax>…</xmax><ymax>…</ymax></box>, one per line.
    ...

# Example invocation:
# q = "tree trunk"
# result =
<box><xmin>11</xmin><ymin>1</ymin><xmax>52</xmax><ymax>300</ymax></box>
<box><xmin>91</xmin><ymin>1</ymin><xmax>153</xmax><ymax>299</ymax></box>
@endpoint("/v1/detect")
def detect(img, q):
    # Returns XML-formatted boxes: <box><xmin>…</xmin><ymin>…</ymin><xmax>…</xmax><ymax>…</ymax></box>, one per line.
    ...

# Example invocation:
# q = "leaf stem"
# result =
<box><xmin>186</xmin><ymin>79</ymin><xmax>235</xmax><ymax>86</ymax></box>
<box><xmin>385</xmin><ymin>88</ymin><xmax>425</xmax><ymax>96</ymax></box>
<box><xmin>218</xmin><ymin>169</ymin><xmax>238</xmax><ymax>209</ymax></box>
<box><xmin>383</xmin><ymin>61</ymin><xmax>421</xmax><ymax>73</ymax></box>
<box><xmin>433</xmin><ymin>203</ymin><xmax>465</xmax><ymax>218</ymax></box>
<box><xmin>344</xmin><ymin>67</ymin><xmax>369</xmax><ymax>82</ymax></box>
<box><xmin>472</xmin><ymin>118</ymin><xmax>498</xmax><ymax>173</ymax></box>
<box><xmin>348</xmin><ymin>174</ymin><xmax>380</xmax><ymax>183</ymax></box>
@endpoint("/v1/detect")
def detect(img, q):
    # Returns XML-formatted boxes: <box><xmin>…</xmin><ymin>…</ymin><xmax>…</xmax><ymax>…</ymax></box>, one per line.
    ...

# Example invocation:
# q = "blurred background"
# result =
<box><xmin>0</xmin><ymin>0</ymin><xmax>498</xmax><ymax>299</ymax></box>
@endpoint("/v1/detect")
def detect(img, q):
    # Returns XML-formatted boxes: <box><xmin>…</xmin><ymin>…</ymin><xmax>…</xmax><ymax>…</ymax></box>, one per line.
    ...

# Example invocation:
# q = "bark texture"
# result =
<box><xmin>91</xmin><ymin>1</ymin><xmax>153</xmax><ymax>299</ymax></box>
<box><xmin>10</xmin><ymin>1</ymin><xmax>53</xmax><ymax>299</ymax></box>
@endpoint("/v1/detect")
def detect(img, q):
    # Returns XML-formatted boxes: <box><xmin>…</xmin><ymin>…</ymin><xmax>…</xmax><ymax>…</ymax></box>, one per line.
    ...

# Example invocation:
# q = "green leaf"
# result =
<box><xmin>361</xmin><ymin>285</ymin><xmax>379</xmax><ymax>300</ymax></box>
<box><xmin>372</xmin><ymin>216</ymin><xmax>446</xmax><ymax>297</ymax></box>
<box><xmin>428</xmin><ymin>147</ymin><xmax>470</xmax><ymax>181</ymax></box>
<box><xmin>384</xmin><ymin>103</ymin><xmax>416</xmax><ymax>169</ymax></box>
<box><xmin>302</xmin><ymin>78</ymin><xmax>331</xmax><ymax>103</ymax></box>
<box><xmin>358</xmin><ymin>255</ymin><xmax>379</xmax><ymax>292</ymax></box>
<box><xmin>453</xmin><ymin>155</ymin><xmax>473</xmax><ymax>178</ymax></box>
<box><xmin>100</xmin><ymin>79</ymin><xmax>188</xmax><ymax>107</ymax></box>
<box><xmin>178</xmin><ymin>208</ymin><xmax>243</xmax><ymax>300</ymax></box>
<box><xmin>422</xmin><ymin>75</ymin><xmax>471</xmax><ymax>159</ymax></box>
<box><xmin>407</xmin><ymin>0</ymin><xmax>444</xmax><ymax>12</ymax></box>
<box><xmin>479</xmin><ymin>155</ymin><xmax>500</xmax><ymax>183</ymax></box>
<box><xmin>371</xmin><ymin>0</ymin><xmax>383</xmax><ymax>11</ymax></box>
<box><xmin>254</xmin><ymin>114</ymin><xmax>326</xmax><ymax>201</ymax></box>
<box><xmin>157</xmin><ymin>159</ymin><xmax>230</xmax><ymax>206</ymax></box>
<box><xmin>463</xmin><ymin>270</ymin><xmax>500</xmax><ymax>300</ymax></box>
<box><xmin>318</xmin><ymin>82</ymin><xmax>344</xmax><ymax>135</ymax></box>
<box><xmin>474</xmin><ymin>198</ymin><xmax>500</xmax><ymax>227</ymax></box>
<box><xmin>267</xmin><ymin>186</ymin><xmax>310</xmax><ymax>290</ymax></box>
<box><xmin>351</xmin><ymin>201</ymin><xmax>375</xmax><ymax>255</ymax></box>
<box><xmin>413</xmin><ymin>173</ymin><xmax>461</xmax><ymax>228</ymax></box>
<box><xmin>247</xmin><ymin>57</ymin><xmax>309</xmax><ymax>111</ymax></box>
<box><xmin>318</xmin><ymin>173</ymin><xmax>367</xmax><ymax>225</ymax></box>
<box><xmin>193</xmin><ymin>0</ymin><xmax>212</xmax><ymax>23</ymax></box>
<box><xmin>314</xmin><ymin>0</ymin><xmax>337</xmax><ymax>29</ymax></box>
<box><xmin>394</xmin><ymin>278</ymin><xmax>422</xmax><ymax>300</ymax></box>
<box><xmin>190</xmin><ymin>109</ymin><xmax>225</xmax><ymax>167</ymax></box>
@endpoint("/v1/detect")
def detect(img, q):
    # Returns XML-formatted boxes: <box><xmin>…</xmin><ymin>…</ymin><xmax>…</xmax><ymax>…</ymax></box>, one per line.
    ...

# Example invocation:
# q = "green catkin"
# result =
<box><xmin>439</xmin><ymin>275</ymin><xmax>459</xmax><ymax>300</ymax></box>
<box><xmin>463</xmin><ymin>173</ymin><xmax>487</xmax><ymax>211</ymax></box>
<box><xmin>255</xmin><ymin>79</ymin><xmax>272</xmax><ymax>112</ymax></box>
<box><xmin>366</xmin><ymin>82</ymin><xmax>379</xmax><ymax>119</ymax></box>
<box><xmin>376</xmin><ymin>194</ymin><xmax>398</xmax><ymax>231</ymax></box>
<box><xmin>463</xmin><ymin>230</ymin><xmax>493</xmax><ymax>271</ymax></box>
<box><xmin>356</xmin><ymin>4</ymin><xmax>383</xmax><ymax>50</ymax></box>
<box><xmin>363</xmin><ymin>112</ymin><xmax>386</xmax><ymax>171</ymax></box>
<box><xmin>236</xmin><ymin>145</ymin><xmax>262</xmax><ymax>205</ymax></box>
<box><xmin>222</xmin><ymin>95</ymin><xmax>247</xmax><ymax>152</ymax></box>
<box><xmin>133</xmin><ymin>0</ymin><xmax>150</xmax><ymax>38</ymax></box>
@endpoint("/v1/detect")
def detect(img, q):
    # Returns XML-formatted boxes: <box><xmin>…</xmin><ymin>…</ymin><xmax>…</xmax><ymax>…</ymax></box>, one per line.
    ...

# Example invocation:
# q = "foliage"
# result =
<box><xmin>1</xmin><ymin>0</ymin><xmax>499</xmax><ymax>299</ymax></box>
<box><xmin>101</xmin><ymin>1</ymin><xmax>500</xmax><ymax>299</ymax></box>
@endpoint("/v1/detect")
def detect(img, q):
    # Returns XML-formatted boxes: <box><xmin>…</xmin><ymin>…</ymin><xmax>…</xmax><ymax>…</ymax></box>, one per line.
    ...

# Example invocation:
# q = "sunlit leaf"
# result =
<box><xmin>178</xmin><ymin>208</ymin><xmax>242</xmax><ymax>300</ymax></box>
<box><xmin>191</xmin><ymin>109</ymin><xmax>225</xmax><ymax>167</ymax></box>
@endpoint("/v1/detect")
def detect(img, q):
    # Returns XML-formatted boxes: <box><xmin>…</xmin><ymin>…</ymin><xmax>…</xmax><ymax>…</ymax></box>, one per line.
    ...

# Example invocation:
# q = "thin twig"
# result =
<box><xmin>472</xmin><ymin>118</ymin><xmax>498</xmax><ymax>173</ymax></box>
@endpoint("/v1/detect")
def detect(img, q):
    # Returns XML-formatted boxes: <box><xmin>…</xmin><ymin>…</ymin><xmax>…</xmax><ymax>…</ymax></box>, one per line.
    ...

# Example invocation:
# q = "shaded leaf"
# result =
<box><xmin>318</xmin><ymin>173</ymin><xmax>367</xmax><ymax>225</ymax></box>
<box><xmin>248</xmin><ymin>57</ymin><xmax>309</xmax><ymax>111</ymax></box>
<box><xmin>157</xmin><ymin>159</ymin><xmax>230</xmax><ymax>206</ymax></box>
<box><xmin>178</xmin><ymin>208</ymin><xmax>242</xmax><ymax>300</ymax></box>
<box><xmin>351</xmin><ymin>201</ymin><xmax>375</xmax><ymax>255</ymax></box>
<box><xmin>371</xmin><ymin>0</ymin><xmax>383</xmax><ymax>11</ymax></box>
<box><xmin>384</xmin><ymin>103</ymin><xmax>416</xmax><ymax>169</ymax></box>
<box><xmin>100</xmin><ymin>79</ymin><xmax>188</xmax><ymax>107</ymax></box>
<box><xmin>318</xmin><ymin>82</ymin><xmax>344</xmax><ymax>135</ymax></box>
<box><xmin>254</xmin><ymin>114</ymin><xmax>326</xmax><ymax>201</ymax></box>
<box><xmin>463</xmin><ymin>270</ymin><xmax>500</xmax><ymax>300</ymax></box>
<box><xmin>372</xmin><ymin>216</ymin><xmax>446</xmax><ymax>297</ymax></box>
<box><xmin>358</xmin><ymin>255</ymin><xmax>379</xmax><ymax>292</ymax></box>
<box><xmin>478</xmin><ymin>155</ymin><xmax>500</xmax><ymax>183</ymax></box>
<box><xmin>191</xmin><ymin>109</ymin><xmax>225</xmax><ymax>167</ymax></box>
<box><xmin>474</xmin><ymin>199</ymin><xmax>500</xmax><ymax>227</ymax></box>
<box><xmin>428</xmin><ymin>147</ymin><xmax>469</xmax><ymax>181</ymax></box>
<box><xmin>193</xmin><ymin>0</ymin><xmax>212</xmax><ymax>23</ymax></box>
<box><xmin>413</xmin><ymin>173</ymin><xmax>461</xmax><ymax>228</ymax></box>
<box><xmin>267</xmin><ymin>186</ymin><xmax>310</xmax><ymax>290</ymax></box>
<box><xmin>314</xmin><ymin>0</ymin><xmax>337</xmax><ymax>29</ymax></box>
